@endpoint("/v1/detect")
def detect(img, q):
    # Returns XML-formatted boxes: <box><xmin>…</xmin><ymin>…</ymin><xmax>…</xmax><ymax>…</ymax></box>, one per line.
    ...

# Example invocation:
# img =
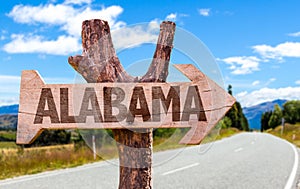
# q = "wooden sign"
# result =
<box><xmin>17</xmin><ymin>64</ymin><xmax>235</xmax><ymax>145</ymax></box>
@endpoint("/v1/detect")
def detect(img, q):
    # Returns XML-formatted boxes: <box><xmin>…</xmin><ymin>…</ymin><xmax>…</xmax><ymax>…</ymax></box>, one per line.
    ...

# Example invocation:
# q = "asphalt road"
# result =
<box><xmin>0</xmin><ymin>132</ymin><xmax>299</xmax><ymax>189</ymax></box>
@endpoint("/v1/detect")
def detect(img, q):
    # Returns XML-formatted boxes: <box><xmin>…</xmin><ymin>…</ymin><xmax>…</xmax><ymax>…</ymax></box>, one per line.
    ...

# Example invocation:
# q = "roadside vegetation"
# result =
<box><xmin>261</xmin><ymin>100</ymin><xmax>300</xmax><ymax>147</ymax></box>
<box><xmin>267</xmin><ymin>123</ymin><xmax>300</xmax><ymax>147</ymax></box>
<box><xmin>0</xmin><ymin>85</ymin><xmax>246</xmax><ymax>180</ymax></box>
<box><xmin>217</xmin><ymin>85</ymin><xmax>249</xmax><ymax>131</ymax></box>
<box><xmin>0</xmin><ymin>126</ymin><xmax>240</xmax><ymax>180</ymax></box>
<box><xmin>261</xmin><ymin>100</ymin><xmax>300</xmax><ymax>132</ymax></box>
<box><xmin>0</xmin><ymin>144</ymin><xmax>98</xmax><ymax>179</ymax></box>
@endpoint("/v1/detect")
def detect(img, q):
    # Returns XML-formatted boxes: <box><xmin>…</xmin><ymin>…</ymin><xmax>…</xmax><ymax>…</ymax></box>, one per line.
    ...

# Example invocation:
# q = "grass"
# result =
<box><xmin>0</xmin><ymin>127</ymin><xmax>240</xmax><ymax>180</ymax></box>
<box><xmin>216</xmin><ymin>127</ymin><xmax>241</xmax><ymax>140</ymax></box>
<box><xmin>0</xmin><ymin>144</ymin><xmax>100</xmax><ymax>179</ymax></box>
<box><xmin>267</xmin><ymin>122</ymin><xmax>300</xmax><ymax>147</ymax></box>
<box><xmin>0</xmin><ymin>141</ymin><xmax>18</xmax><ymax>149</ymax></box>
<box><xmin>153</xmin><ymin>127</ymin><xmax>240</xmax><ymax>152</ymax></box>
<box><xmin>0</xmin><ymin>131</ymin><xmax>16</xmax><ymax>141</ymax></box>
<box><xmin>153</xmin><ymin>129</ymin><xmax>187</xmax><ymax>152</ymax></box>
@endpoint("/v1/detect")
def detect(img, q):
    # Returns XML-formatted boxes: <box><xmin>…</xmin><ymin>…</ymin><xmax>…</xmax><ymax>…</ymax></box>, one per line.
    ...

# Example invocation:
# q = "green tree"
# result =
<box><xmin>236</xmin><ymin>102</ymin><xmax>249</xmax><ymax>131</ymax></box>
<box><xmin>268</xmin><ymin>104</ymin><xmax>282</xmax><ymax>129</ymax></box>
<box><xmin>261</xmin><ymin>100</ymin><xmax>300</xmax><ymax>131</ymax></box>
<box><xmin>283</xmin><ymin>100</ymin><xmax>300</xmax><ymax>124</ymax></box>
<box><xmin>261</xmin><ymin>111</ymin><xmax>272</xmax><ymax>132</ymax></box>
<box><xmin>228</xmin><ymin>85</ymin><xmax>233</xmax><ymax>95</ymax></box>
<box><xmin>225</xmin><ymin>85</ymin><xmax>249</xmax><ymax>131</ymax></box>
<box><xmin>218</xmin><ymin>116</ymin><xmax>232</xmax><ymax>129</ymax></box>
<box><xmin>26</xmin><ymin>130</ymin><xmax>71</xmax><ymax>147</ymax></box>
<box><xmin>153</xmin><ymin>128</ymin><xmax>176</xmax><ymax>138</ymax></box>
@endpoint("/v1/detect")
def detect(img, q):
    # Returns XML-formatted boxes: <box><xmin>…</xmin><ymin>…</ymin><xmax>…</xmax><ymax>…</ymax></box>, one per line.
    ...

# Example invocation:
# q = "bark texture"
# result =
<box><xmin>68</xmin><ymin>19</ymin><xmax>175</xmax><ymax>189</ymax></box>
<box><xmin>68</xmin><ymin>19</ymin><xmax>134</xmax><ymax>83</ymax></box>
<box><xmin>140</xmin><ymin>21</ymin><xmax>175</xmax><ymax>82</ymax></box>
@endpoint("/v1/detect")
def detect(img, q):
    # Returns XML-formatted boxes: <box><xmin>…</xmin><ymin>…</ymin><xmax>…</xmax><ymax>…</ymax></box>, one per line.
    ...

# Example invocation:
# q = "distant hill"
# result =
<box><xmin>0</xmin><ymin>105</ymin><xmax>18</xmax><ymax>131</ymax></box>
<box><xmin>0</xmin><ymin>104</ymin><xmax>19</xmax><ymax>115</ymax></box>
<box><xmin>0</xmin><ymin>114</ymin><xmax>17</xmax><ymax>130</ymax></box>
<box><xmin>243</xmin><ymin>99</ymin><xmax>287</xmax><ymax>130</ymax></box>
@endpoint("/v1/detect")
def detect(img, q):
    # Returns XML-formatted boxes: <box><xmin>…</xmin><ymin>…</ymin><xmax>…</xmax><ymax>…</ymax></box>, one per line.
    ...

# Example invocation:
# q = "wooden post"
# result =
<box><xmin>92</xmin><ymin>135</ymin><xmax>96</xmax><ymax>160</ymax></box>
<box><xmin>68</xmin><ymin>19</ymin><xmax>175</xmax><ymax>189</ymax></box>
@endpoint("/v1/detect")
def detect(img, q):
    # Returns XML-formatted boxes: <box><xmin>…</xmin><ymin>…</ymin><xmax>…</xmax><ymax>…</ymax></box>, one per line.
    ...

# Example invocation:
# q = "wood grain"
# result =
<box><xmin>68</xmin><ymin>20</ymin><xmax>175</xmax><ymax>189</ymax></box>
<box><xmin>17</xmin><ymin>64</ymin><xmax>235</xmax><ymax>145</ymax></box>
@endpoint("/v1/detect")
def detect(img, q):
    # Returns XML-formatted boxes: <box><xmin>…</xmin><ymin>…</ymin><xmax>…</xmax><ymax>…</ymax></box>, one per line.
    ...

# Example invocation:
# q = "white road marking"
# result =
<box><xmin>283</xmin><ymin>140</ymin><xmax>299</xmax><ymax>189</ymax></box>
<box><xmin>162</xmin><ymin>163</ymin><xmax>199</xmax><ymax>176</ymax></box>
<box><xmin>234</xmin><ymin>147</ymin><xmax>243</xmax><ymax>152</ymax></box>
<box><xmin>0</xmin><ymin>161</ymin><xmax>111</xmax><ymax>186</ymax></box>
<box><xmin>266</xmin><ymin>133</ymin><xmax>299</xmax><ymax>189</ymax></box>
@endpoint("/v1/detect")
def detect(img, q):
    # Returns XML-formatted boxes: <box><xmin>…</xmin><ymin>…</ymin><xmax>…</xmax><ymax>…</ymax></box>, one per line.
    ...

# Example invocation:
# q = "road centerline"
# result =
<box><xmin>234</xmin><ymin>147</ymin><xmax>243</xmax><ymax>152</ymax></box>
<box><xmin>162</xmin><ymin>163</ymin><xmax>199</xmax><ymax>176</ymax></box>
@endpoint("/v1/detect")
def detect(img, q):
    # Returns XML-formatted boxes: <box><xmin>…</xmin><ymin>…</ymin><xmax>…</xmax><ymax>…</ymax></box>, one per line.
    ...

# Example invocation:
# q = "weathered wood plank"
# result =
<box><xmin>174</xmin><ymin>64</ymin><xmax>236</xmax><ymax>144</ymax></box>
<box><xmin>17</xmin><ymin>64</ymin><xmax>235</xmax><ymax>145</ymax></box>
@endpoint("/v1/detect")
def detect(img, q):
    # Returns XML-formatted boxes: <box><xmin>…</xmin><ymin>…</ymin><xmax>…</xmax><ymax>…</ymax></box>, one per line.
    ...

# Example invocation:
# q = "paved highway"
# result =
<box><xmin>0</xmin><ymin>133</ymin><xmax>299</xmax><ymax>189</ymax></box>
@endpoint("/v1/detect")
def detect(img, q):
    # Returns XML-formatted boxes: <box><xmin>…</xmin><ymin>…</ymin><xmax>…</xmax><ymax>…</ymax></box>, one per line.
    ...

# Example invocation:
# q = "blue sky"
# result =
<box><xmin>0</xmin><ymin>0</ymin><xmax>299</xmax><ymax>107</ymax></box>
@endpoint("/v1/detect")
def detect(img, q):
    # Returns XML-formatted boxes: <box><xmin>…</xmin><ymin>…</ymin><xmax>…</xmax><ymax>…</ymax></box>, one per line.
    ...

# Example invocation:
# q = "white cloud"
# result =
<box><xmin>0</xmin><ymin>97</ymin><xmax>19</xmax><ymax>107</ymax></box>
<box><xmin>112</xmin><ymin>20</ymin><xmax>159</xmax><ymax>50</ymax></box>
<box><xmin>296</xmin><ymin>80</ymin><xmax>300</xmax><ymax>85</ymax></box>
<box><xmin>198</xmin><ymin>8</ymin><xmax>211</xmax><ymax>17</ymax></box>
<box><xmin>236</xmin><ymin>87</ymin><xmax>300</xmax><ymax>107</ymax></box>
<box><xmin>3</xmin><ymin>34</ymin><xmax>81</xmax><ymax>55</ymax></box>
<box><xmin>5</xmin><ymin>2</ymin><xmax>125</xmax><ymax>55</ymax></box>
<box><xmin>0</xmin><ymin>75</ymin><xmax>20</xmax><ymax>86</ymax></box>
<box><xmin>288</xmin><ymin>31</ymin><xmax>300</xmax><ymax>37</ymax></box>
<box><xmin>253</xmin><ymin>42</ymin><xmax>300</xmax><ymax>60</ymax></box>
<box><xmin>165</xmin><ymin>13</ymin><xmax>177</xmax><ymax>22</ymax></box>
<box><xmin>8</xmin><ymin>4</ymin><xmax>76</xmax><ymax>25</ymax></box>
<box><xmin>1</xmin><ymin>30</ymin><xmax>7</xmax><ymax>40</ymax></box>
<box><xmin>64</xmin><ymin>0</ymin><xmax>92</xmax><ymax>5</ymax></box>
<box><xmin>221</xmin><ymin>56</ymin><xmax>260</xmax><ymax>75</ymax></box>
<box><xmin>236</xmin><ymin>91</ymin><xmax>248</xmax><ymax>97</ymax></box>
<box><xmin>252</xmin><ymin>80</ymin><xmax>260</xmax><ymax>86</ymax></box>
<box><xmin>4</xmin><ymin>2</ymin><xmax>181</xmax><ymax>56</ymax></box>
<box><xmin>63</xmin><ymin>5</ymin><xmax>125</xmax><ymax>37</ymax></box>
<box><xmin>0</xmin><ymin>75</ymin><xmax>21</xmax><ymax>106</ymax></box>
<box><xmin>7</xmin><ymin>3</ymin><xmax>124</xmax><ymax>37</ymax></box>
<box><xmin>265</xmin><ymin>78</ymin><xmax>276</xmax><ymax>86</ymax></box>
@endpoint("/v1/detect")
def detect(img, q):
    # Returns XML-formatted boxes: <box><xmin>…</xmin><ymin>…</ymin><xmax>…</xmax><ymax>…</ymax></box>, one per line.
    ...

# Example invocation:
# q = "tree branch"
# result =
<box><xmin>140</xmin><ymin>21</ymin><xmax>176</xmax><ymax>82</ymax></box>
<box><xmin>68</xmin><ymin>19</ymin><xmax>134</xmax><ymax>83</ymax></box>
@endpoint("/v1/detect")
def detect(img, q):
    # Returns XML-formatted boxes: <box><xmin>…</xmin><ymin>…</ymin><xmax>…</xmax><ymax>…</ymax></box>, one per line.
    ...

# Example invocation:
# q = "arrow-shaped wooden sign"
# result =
<box><xmin>17</xmin><ymin>64</ymin><xmax>235</xmax><ymax>145</ymax></box>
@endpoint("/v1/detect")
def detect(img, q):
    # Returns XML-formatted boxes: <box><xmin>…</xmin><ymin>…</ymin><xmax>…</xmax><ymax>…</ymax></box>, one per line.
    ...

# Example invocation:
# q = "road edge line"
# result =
<box><xmin>265</xmin><ymin>133</ymin><xmax>299</xmax><ymax>189</ymax></box>
<box><xmin>284</xmin><ymin>140</ymin><xmax>299</xmax><ymax>189</ymax></box>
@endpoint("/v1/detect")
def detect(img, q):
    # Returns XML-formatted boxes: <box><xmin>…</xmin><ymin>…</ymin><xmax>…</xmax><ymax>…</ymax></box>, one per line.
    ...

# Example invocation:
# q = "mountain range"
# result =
<box><xmin>243</xmin><ymin>99</ymin><xmax>287</xmax><ymax>130</ymax></box>
<box><xmin>0</xmin><ymin>105</ymin><xmax>18</xmax><ymax>130</ymax></box>
<box><xmin>0</xmin><ymin>104</ymin><xmax>19</xmax><ymax>115</ymax></box>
